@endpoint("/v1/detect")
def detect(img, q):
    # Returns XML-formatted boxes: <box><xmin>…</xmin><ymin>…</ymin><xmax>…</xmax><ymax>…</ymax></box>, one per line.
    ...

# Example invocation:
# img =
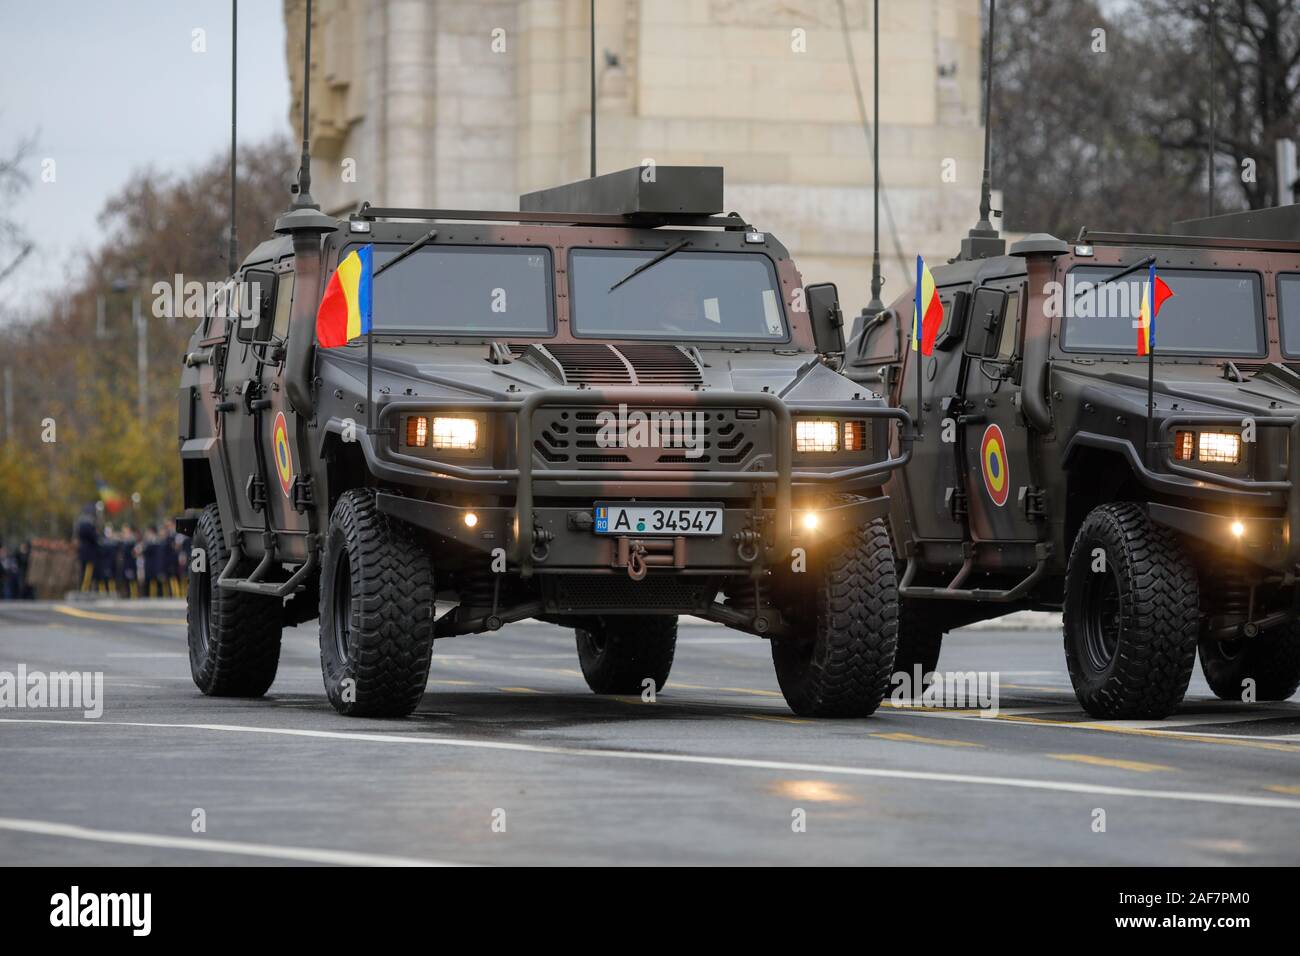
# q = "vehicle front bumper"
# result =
<box><xmin>376</xmin><ymin>492</ymin><xmax>891</xmax><ymax>574</ymax></box>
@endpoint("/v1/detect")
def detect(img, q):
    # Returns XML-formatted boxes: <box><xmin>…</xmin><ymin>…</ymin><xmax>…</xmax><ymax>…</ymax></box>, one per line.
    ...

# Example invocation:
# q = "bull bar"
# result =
<box><xmin>363</xmin><ymin>388</ymin><xmax>912</xmax><ymax>573</ymax></box>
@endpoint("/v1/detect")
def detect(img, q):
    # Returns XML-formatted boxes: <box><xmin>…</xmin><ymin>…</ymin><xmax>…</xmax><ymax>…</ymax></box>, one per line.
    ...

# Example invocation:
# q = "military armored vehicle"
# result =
<box><xmin>176</xmin><ymin>165</ymin><xmax>912</xmax><ymax>718</ymax></box>
<box><xmin>848</xmin><ymin>208</ymin><xmax>1300</xmax><ymax>718</ymax></box>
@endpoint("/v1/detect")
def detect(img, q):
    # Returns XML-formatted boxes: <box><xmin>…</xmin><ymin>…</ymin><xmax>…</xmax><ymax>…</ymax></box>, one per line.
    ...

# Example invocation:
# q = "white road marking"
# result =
<box><xmin>0</xmin><ymin>816</ymin><xmax>462</xmax><ymax>867</ymax></box>
<box><xmin>105</xmin><ymin>652</ymin><xmax>186</xmax><ymax>659</ymax></box>
<box><xmin>4</xmin><ymin>717</ymin><xmax>1300</xmax><ymax>811</ymax></box>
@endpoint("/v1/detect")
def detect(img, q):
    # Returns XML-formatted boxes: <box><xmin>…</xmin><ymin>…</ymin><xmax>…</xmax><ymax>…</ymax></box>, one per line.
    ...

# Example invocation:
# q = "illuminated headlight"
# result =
<box><xmin>430</xmin><ymin>417</ymin><xmax>479</xmax><ymax>450</ymax></box>
<box><xmin>796</xmin><ymin>420</ymin><xmax>840</xmax><ymax>453</ymax></box>
<box><xmin>404</xmin><ymin>415</ymin><xmax>480</xmax><ymax>451</ymax></box>
<box><xmin>1197</xmin><ymin>432</ymin><xmax>1240</xmax><ymax>464</ymax></box>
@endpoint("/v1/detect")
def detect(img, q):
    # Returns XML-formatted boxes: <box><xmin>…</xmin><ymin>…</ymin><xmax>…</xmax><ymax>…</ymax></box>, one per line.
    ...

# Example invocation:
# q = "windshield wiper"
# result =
<box><xmin>1073</xmin><ymin>254</ymin><xmax>1156</xmax><ymax>302</ymax></box>
<box><xmin>373</xmin><ymin>227</ymin><xmax>439</xmax><ymax>278</ymax></box>
<box><xmin>608</xmin><ymin>239</ymin><xmax>690</xmax><ymax>292</ymax></box>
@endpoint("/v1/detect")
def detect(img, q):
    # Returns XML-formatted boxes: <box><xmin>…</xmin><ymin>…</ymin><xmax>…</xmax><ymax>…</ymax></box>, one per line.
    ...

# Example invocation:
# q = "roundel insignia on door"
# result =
<box><xmin>272</xmin><ymin>411</ymin><xmax>294</xmax><ymax>498</ymax></box>
<box><xmin>980</xmin><ymin>423</ymin><xmax>1010</xmax><ymax>507</ymax></box>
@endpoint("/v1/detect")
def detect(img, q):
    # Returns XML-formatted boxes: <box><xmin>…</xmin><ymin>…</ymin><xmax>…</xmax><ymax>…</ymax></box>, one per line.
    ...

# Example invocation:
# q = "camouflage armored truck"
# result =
<box><xmin>177</xmin><ymin>166</ymin><xmax>911</xmax><ymax>719</ymax></box>
<box><xmin>849</xmin><ymin>212</ymin><xmax>1300</xmax><ymax>718</ymax></box>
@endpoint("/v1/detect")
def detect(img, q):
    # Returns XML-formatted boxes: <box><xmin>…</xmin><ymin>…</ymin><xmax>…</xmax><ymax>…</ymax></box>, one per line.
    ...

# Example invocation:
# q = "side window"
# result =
<box><xmin>997</xmin><ymin>289</ymin><xmax>1021</xmax><ymax>361</ymax></box>
<box><xmin>272</xmin><ymin>272</ymin><xmax>295</xmax><ymax>341</ymax></box>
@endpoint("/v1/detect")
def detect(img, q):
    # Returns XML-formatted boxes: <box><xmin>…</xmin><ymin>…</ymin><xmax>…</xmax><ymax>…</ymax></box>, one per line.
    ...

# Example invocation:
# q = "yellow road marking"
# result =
<box><xmin>873</xmin><ymin>731</ymin><xmax>982</xmax><ymax>748</ymax></box>
<box><xmin>52</xmin><ymin>605</ymin><xmax>185</xmax><ymax>626</ymax></box>
<box><xmin>1048</xmin><ymin>753</ymin><xmax>1175</xmax><ymax>773</ymax></box>
<box><xmin>430</xmin><ymin>679</ymin><xmax>479</xmax><ymax>687</ymax></box>
<box><xmin>497</xmin><ymin>686</ymin><xmax>541</xmax><ymax>694</ymax></box>
<box><xmin>1264</xmin><ymin>784</ymin><xmax>1300</xmax><ymax>795</ymax></box>
<box><xmin>745</xmin><ymin>714</ymin><xmax>811</xmax><ymax>725</ymax></box>
<box><xmin>994</xmin><ymin>714</ymin><xmax>1300</xmax><ymax>753</ymax></box>
<box><xmin>717</xmin><ymin>686</ymin><xmax>783</xmax><ymax>698</ymax></box>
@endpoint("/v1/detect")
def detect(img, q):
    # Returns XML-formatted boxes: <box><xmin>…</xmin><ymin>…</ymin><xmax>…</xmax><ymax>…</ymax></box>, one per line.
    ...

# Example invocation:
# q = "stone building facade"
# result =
<box><xmin>283</xmin><ymin>0</ymin><xmax>996</xmax><ymax>309</ymax></box>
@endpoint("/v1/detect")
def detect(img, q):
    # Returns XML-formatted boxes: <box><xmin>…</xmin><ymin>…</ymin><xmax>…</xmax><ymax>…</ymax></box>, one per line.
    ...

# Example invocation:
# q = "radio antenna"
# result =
<box><xmin>291</xmin><ymin>0</ymin><xmax>319</xmax><ymax>210</ymax></box>
<box><xmin>1207</xmin><ymin>0</ymin><xmax>1217</xmax><ymax>216</ymax></box>
<box><xmin>228</xmin><ymin>0</ymin><xmax>238</xmax><ymax>274</ymax></box>
<box><xmin>589</xmin><ymin>0</ymin><xmax>597</xmax><ymax>177</ymax></box>
<box><xmin>958</xmin><ymin>0</ymin><xmax>1005</xmax><ymax>260</ymax></box>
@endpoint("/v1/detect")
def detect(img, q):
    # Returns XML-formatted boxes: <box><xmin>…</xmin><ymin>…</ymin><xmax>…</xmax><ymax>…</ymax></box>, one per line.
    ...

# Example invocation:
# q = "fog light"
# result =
<box><xmin>464</xmin><ymin>512</ymin><xmax>479</xmax><ymax>528</ymax></box>
<box><xmin>802</xmin><ymin>512</ymin><xmax>820</xmax><ymax>531</ymax></box>
<box><xmin>1230</xmin><ymin>520</ymin><xmax>1245</xmax><ymax>538</ymax></box>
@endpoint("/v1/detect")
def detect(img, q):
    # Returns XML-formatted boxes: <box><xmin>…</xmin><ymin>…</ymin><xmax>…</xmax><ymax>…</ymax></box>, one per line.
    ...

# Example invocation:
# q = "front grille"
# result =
<box><xmin>544</xmin><ymin>575</ymin><xmax>714</xmax><ymax>613</ymax></box>
<box><xmin>531</xmin><ymin>407</ymin><xmax>764</xmax><ymax>470</ymax></box>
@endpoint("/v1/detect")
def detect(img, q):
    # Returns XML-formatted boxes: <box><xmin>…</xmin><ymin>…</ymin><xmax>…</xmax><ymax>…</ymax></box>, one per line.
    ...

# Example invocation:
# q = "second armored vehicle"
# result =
<box><xmin>850</xmin><ymin>211</ymin><xmax>1300</xmax><ymax>718</ymax></box>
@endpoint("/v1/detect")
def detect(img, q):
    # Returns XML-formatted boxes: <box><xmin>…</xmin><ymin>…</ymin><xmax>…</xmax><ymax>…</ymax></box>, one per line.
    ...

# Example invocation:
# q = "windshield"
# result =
<box><xmin>1279</xmin><ymin>274</ymin><xmax>1300</xmax><ymax>358</ymax></box>
<box><xmin>1061</xmin><ymin>266</ymin><xmax>1264</xmax><ymax>356</ymax></box>
<box><xmin>569</xmin><ymin>248</ymin><xmax>787</xmax><ymax>341</ymax></box>
<box><xmin>363</xmin><ymin>244</ymin><xmax>553</xmax><ymax>335</ymax></box>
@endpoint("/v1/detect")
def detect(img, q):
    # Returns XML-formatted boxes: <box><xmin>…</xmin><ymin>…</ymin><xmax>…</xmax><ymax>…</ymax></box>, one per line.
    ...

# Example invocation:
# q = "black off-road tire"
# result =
<box><xmin>319</xmin><ymin>489</ymin><xmax>435</xmax><ymax>717</ymax></box>
<box><xmin>575</xmin><ymin>616</ymin><xmax>677</xmax><ymax>695</ymax></box>
<box><xmin>894</xmin><ymin>600</ymin><xmax>944</xmax><ymax>689</ymax></box>
<box><xmin>1063</xmin><ymin>502</ymin><xmax>1199</xmax><ymax>719</ymax></box>
<box><xmin>771</xmin><ymin>518</ymin><xmax>898</xmax><ymax>717</ymax></box>
<box><xmin>187</xmin><ymin>504</ymin><xmax>283</xmax><ymax>697</ymax></box>
<box><xmin>1199</xmin><ymin>624</ymin><xmax>1300</xmax><ymax>702</ymax></box>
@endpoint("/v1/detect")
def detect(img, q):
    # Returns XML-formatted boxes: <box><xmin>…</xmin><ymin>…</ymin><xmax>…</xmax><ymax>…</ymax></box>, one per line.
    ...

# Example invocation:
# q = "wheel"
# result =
<box><xmin>1199</xmin><ymin>623</ymin><xmax>1300</xmax><ymax>702</ymax></box>
<box><xmin>575</xmin><ymin>615</ymin><xmax>677</xmax><ymax>695</ymax></box>
<box><xmin>771</xmin><ymin>518</ymin><xmax>898</xmax><ymax>717</ymax></box>
<box><xmin>318</xmin><ymin>489</ymin><xmax>435</xmax><ymax>717</ymax></box>
<box><xmin>1063</xmin><ymin>502</ymin><xmax>1199</xmax><ymax>718</ymax></box>
<box><xmin>894</xmin><ymin>600</ymin><xmax>944</xmax><ymax>689</ymax></box>
<box><xmin>186</xmin><ymin>503</ymin><xmax>283</xmax><ymax>697</ymax></box>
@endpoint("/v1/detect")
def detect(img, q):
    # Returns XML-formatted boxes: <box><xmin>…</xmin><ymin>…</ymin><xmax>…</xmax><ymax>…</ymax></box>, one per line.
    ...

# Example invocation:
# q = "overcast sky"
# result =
<box><xmin>1</xmin><ymin>0</ymin><xmax>290</xmax><ymax>304</ymax></box>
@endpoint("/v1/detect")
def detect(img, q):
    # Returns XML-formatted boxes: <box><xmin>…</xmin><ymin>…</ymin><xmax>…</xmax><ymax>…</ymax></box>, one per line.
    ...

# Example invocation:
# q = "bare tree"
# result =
<box><xmin>0</xmin><ymin>135</ymin><xmax>36</xmax><ymax>287</ymax></box>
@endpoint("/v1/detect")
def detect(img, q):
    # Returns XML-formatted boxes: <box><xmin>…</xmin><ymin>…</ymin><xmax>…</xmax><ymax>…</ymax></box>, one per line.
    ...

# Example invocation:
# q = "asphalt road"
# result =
<box><xmin>3</xmin><ymin>599</ymin><xmax>1300</xmax><ymax>866</ymax></box>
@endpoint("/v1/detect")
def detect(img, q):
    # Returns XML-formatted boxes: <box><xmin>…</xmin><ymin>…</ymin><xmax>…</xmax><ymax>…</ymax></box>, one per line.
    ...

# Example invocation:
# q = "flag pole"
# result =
<box><xmin>1145</xmin><ymin>264</ymin><xmax>1156</xmax><ymax>469</ymax></box>
<box><xmin>915</xmin><ymin>255</ymin><xmax>923</xmax><ymax>440</ymax></box>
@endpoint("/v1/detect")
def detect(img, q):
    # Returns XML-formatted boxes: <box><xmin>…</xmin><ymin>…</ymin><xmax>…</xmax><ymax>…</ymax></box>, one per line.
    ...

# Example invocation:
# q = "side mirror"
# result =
<box><xmin>965</xmin><ymin>287</ymin><xmax>1008</xmax><ymax>359</ymax></box>
<box><xmin>805</xmin><ymin>282</ymin><xmax>845</xmax><ymax>356</ymax></box>
<box><xmin>236</xmin><ymin>272</ymin><xmax>276</xmax><ymax>344</ymax></box>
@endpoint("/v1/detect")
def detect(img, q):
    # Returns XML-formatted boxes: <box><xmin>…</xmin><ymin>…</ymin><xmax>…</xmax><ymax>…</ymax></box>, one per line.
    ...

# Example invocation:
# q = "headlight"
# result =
<box><xmin>796</xmin><ymin>420</ymin><xmax>840</xmax><ymax>453</ymax></box>
<box><xmin>1197</xmin><ymin>432</ymin><xmax>1240</xmax><ymax>464</ymax></box>
<box><xmin>403</xmin><ymin>415</ymin><xmax>480</xmax><ymax>451</ymax></box>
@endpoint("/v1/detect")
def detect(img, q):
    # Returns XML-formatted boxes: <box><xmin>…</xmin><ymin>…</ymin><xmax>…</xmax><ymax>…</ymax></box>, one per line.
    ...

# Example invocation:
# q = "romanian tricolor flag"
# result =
<box><xmin>1136</xmin><ymin>263</ymin><xmax>1174</xmax><ymax>357</ymax></box>
<box><xmin>316</xmin><ymin>245</ymin><xmax>373</xmax><ymax>348</ymax></box>
<box><xmin>912</xmin><ymin>255</ymin><xmax>943</xmax><ymax>355</ymax></box>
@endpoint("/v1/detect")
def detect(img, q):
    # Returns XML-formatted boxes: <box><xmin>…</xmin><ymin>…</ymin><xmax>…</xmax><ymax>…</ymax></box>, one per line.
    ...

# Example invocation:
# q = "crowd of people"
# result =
<box><xmin>74</xmin><ymin>506</ymin><xmax>192</xmax><ymax>599</ymax></box>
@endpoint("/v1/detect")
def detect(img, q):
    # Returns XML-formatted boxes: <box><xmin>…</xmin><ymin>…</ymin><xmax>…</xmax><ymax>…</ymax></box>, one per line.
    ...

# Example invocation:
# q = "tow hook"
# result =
<box><xmin>627</xmin><ymin>544</ymin><xmax>648</xmax><ymax>581</ymax></box>
<box><xmin>733</xmin><ymin>529</ymin><xmax>761</xmax><ymax>564</ymax></box>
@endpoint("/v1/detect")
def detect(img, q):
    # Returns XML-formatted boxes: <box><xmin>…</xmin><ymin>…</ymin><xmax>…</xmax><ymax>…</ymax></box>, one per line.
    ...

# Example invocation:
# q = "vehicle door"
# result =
<box><xmin>253</xmin><ymin>264</ymin><xmax>312</xmax><ymax>562</ymax></box>
<box><xmin>221</xmin><ymin>266</ymin><xmax>277</xmax><ymax>544</ymax></box>
<box><xmin>958</xmin><ymin>279</ymin><xmax>1041</xmax><ymax>549</ymax></box>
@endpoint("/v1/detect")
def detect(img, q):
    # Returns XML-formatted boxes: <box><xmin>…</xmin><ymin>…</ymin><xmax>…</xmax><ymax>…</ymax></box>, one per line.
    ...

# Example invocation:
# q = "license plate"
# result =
<box><xmin>594</xmin><ymin>502</ymin><xmax>724</xmax><ymax>536</ymax></box>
